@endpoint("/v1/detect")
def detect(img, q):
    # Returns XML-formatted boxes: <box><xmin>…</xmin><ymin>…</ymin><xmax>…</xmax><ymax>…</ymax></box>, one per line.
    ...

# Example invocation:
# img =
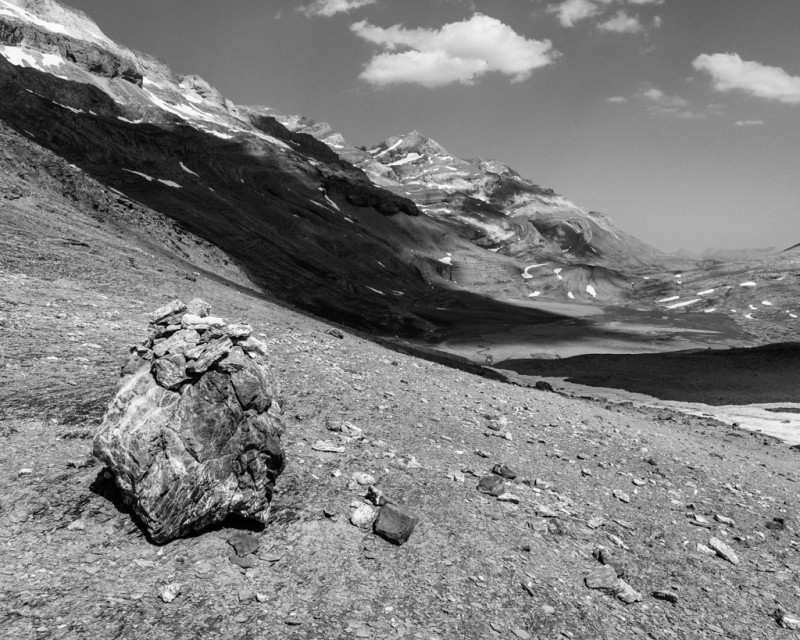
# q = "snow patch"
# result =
<box><xmin>387</xmin><ymin>153</ymin><xmax>422</xmax><ymax>167</ymax></box>
<box><xmin>761</xmin><ymin>301</ymin><xmax>773</xmax><ymax>306</ymax></box>
<box><xmin>117</xmin><ymin>116</ymin><xmax>143</xmax><ymax>124</ymax></box>
<box><xmin>740</xmin><ymin>281</ymin><xmax>757</xmax><ymax>288</ymax></box>
<box><xmin>123</xmin><ymin>169</ymin><xmax>155</xmax><ymax>182</ymax></box>
<box><xmin>657</xmin><ymin>296</ymin><xmax>680</xmax><ymax>303</ymax></box>
<box><xmin>522</xmin><ymin>263</ymin><xmax>549</xmax><ymax>279</ymax></box>
<box><xmin>704</xmin><ymin>308</ymin><xmax>717</xmax><ymax>314</ymax></box>
<box><xmin>179</xmin><ymin>162</ymin><xmax>199</xmax><ymax>177</ymax></box>
<box><xmin>438</xmin><ymin>257</ymin><xmax>452</xmax><ymax>265</ymax></box>
<box><xmin>324</xmin><ymin>195</ymin><xmax>341</xmax><ymax>212</ymax></box>
<box><xmin>529</xmin><ymin>291</ymin><xmax>541</xmax><ymax>298</ymax></box>
<box><xmin>697</xmin><ymin>289</ymin><xmax>715</xmax><ymax>296</ymax></box>
<box><xmin>0</xmin><ymin>1</ymin><xmax>68</xmax><ymax>35</ymax></box>
<box><xmin>158</xmin><ymin>179</ymin><xmax>181</xmax><ymax>189</ymax></box>
<box><xmin>567</xmin><ymin>292</ymin><xmax>575</xmax><ymax>300</ymax></box>
<box><xmin>585</xmin><ymin>285</ymin><xmax>597</xmax><ymax>298</ymax></box>
<box><xmin>366</xmin><ymin>287</ymin><xmax>385</xmax><ymax>296</ymax></box>
<box><xmin>666</xmin><ymin>299</ymin><xmax>701</xmax><ymax>310</ymax></box>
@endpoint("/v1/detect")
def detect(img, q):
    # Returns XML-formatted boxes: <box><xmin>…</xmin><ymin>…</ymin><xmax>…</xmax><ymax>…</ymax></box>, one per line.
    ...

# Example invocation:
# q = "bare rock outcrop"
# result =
<box><xmin>93</xmin><ymin>299</ymin><xmax>285</xmax><ymax>543</ymax></box>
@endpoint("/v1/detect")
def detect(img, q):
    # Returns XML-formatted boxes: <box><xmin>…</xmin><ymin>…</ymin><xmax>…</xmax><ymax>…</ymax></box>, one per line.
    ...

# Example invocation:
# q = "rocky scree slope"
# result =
<box><xmin>0</xmin><ymin>0</ymin><xmax>574</xmax><ymax>335</ymax></box>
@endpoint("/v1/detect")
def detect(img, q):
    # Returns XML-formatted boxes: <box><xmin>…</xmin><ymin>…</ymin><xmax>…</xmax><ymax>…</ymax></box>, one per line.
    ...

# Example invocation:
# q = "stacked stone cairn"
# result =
<box><xmin>93</xmin><ymin>299</ymin><xmax>286</xmax><ymax>544</ymax></box>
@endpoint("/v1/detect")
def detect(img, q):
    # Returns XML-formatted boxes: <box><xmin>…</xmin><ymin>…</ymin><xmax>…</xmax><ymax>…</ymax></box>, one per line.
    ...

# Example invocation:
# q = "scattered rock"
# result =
<box><xmin>312</xmin><ymin>440</ymin><xmax>345</xmax><ymax>454</ymax></box>
<box><xmin>373</xmin><ymin>503</ymin><xmax>419</xmax><ymax>546</ymax></box>
<box><xmin>689</xmin><ymin>514</ymin><xmax>712</xmax><ymax>528</ymax></box>
<box><xmin>585</xmin><ymin>565</ymin><xmax>618</xmax><ymax>590</ymax></box>
<box><xmin>512</xmin><ymin>628</ymin><xmax>531</xmax><ymax>639</ymax></box>
<box><xmin>497</xmin><ymin>493</ymin><xmax>520</xmax><ymax>504</ymax></box>
<box><xmin>775</xmin><ymin>609</ymin><xmax>800</xmax><ymax>630</ymax></box>
<box><xmin>613</xmin><ymin>490</ymin><xmax>631</xmax><ymax>504</ymax></box>
<box><xmin>365</xmin><ymin>485</ymin><xmax>388</xmax><ymax>506</ymax></box>
<box><xmin>587</xmin><ymin>516</ymin><xmax>605</xmax><ymax>530</ymax></box>
<box><xmin>652</xmin><ymin>590</ymin><xmax>679</xmax><ymax>604</ymax></box>
<box><xmin>765</xmin><ymin>517</ymin><xmax>786</xmax><ymax>531</ymax></box>
<box><xmin>159</xmin><ymin>582</ymin><xmax>182</xmax><ymax>603</ymax></box>
<box><xmin>491</xmin><ymin>463</ymin><xmax>517</xmax><ymax>480</ymax></box>
<box><xmin>325</xmin><ymin>328</ymin><xmax>345</xmax><ymax>339</ymax></box>
<box><xmin>708</xmin><ymin>537</ymin><xmax>740</xmax><ymax>565</ymax></box>
<box><xmin>229</xmin><ymin>555</ymin><xmax>257</xmax><ymax>569</ymax></box>
<box><xmin>616</xmin><ymin>579</ymin><xmax>643</xmax><ymax>604</ymax></box>
<box><xmin>534</xmin><ymin>381</ymin><xmax>554</xmax><ymax>392</ymax></box>
<box><xmin>228</xmin><ymin>532</ymin><xmax>260</xmax><ymax>557</ymax></box>
<box><xmin>350</xmin><ymin>504</ymin><xmax>378</xmax><ymax>529</ymax></box>
<box><xmin>535</xmin><ymin>505</ymin><xmax>559</xmax><ymax>518</ymax></box>
<box><xmin>150</xmin><ymin>300</ymin><xmax>186</xmax><ymax>324</ymax></box>
<box><xmin>352</xmin><ymin>472</ymin><xmax>376</xmax><ymax>486</ymax></box>
<box><xmin>593</xmin><ymin>548</ymin><xmax>625</xmax><ymax>577</ymax></box>
<box><xmin>477</xmin><ymin>475</ymin><xmax>505</xmax><ymax>496</ymax></box>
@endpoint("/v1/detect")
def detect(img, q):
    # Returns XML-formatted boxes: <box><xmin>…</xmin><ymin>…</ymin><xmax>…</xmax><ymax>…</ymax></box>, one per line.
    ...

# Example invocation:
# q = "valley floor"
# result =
<box><xmin>2</xmin><ymin>177</ymin><xmax>800</xmax><ymax>640</ymax></box>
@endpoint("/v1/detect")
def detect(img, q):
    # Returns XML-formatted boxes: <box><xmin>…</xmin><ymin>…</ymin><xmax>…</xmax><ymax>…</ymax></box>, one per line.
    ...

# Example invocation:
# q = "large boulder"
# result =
<box><xmin>93</xmin><ymin>299</ymin><xmax>285</xmax><ymax>543</ymax></box>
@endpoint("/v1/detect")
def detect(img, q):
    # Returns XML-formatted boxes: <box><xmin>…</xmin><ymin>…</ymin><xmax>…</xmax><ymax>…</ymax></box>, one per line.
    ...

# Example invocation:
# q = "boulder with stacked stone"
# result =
<box><xmin>93</xmin><ymin>299</ymin><xmax>285</xmax><ymax>543</ymax></box>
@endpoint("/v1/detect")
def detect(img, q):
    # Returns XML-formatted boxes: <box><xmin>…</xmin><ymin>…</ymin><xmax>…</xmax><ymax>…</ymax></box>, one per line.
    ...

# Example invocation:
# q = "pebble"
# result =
<box><xmin>512</xmin><ymin>629</ymin><xmax>530</xmax><ymax>639</ymax></box>
<box><xmin>776</xmin><ymin>609</ymin><xmax>800</xmax><ymax>630</ymax></box>
<box><xmin>585</xmin><ymin>565</ymin><xmax>618</xmax><ymax>590</ymax></box>
<box><xmin>708</xmin><ymin>537</ymin><xmax>740</xmax><ymax>565</ymax></box>
<box><xmin>350</xmin><ymin>504</ymin><xmax>378</xmax><ymax>529</ymax></box>
<box><xmin>312</xmin><ymin>440</ymin><xmax>345</xmax><ymax>454</ymax></box>
<box><xmin>492</xmin><ymin>464</ymin><xmax>517</xmax><ymax>479</ymax></box>
<box><xmin>587</xmin><ymin>517</ymin><xmax>605</xmax><ymax>529</ymax></box>
<box><xmin>613</xmin><ymin>490</ymin><xmax>631</xmax><ymax>503</ymax></box>
<box><xmin>497</xmin><ymin>493</ymin><xmax>520</xmax><ymax>504</ymax></box>
<box><xmin>477</xmin><ymin>475</ymin><xmax>505</xmax><ymax>496</ymax></box>
<box><xmin>616</xmin><ymin>579</ymin><xmax>643</xmax><ymax>604</ymax></box>
<box><xmin>228</xmin><ymin>532</ymin><xmax>260</xmax><ymax>557</ymax></box>
<box><xmin>714</xmin><ymin>514</ymin><xmax>735</xmax><ymax>526</ymax></box>
<box><xmin>535</xmin><ymin>505</ymin><xmax>559</xmax><ymax>518</ymax></box>
<box><xmin>652</xmin><ymin>590</ymin><xmax>679</xmax><ymax>604</ymax></box>
<box><xmin>352</xmin><ymin>472</ymin><xmax>376</xmax><ymax>486</ymax></box>
<box><xmin>159</xmin><ymin>583</ymin><xmax>182</xmax><ymax>603</ymax></box>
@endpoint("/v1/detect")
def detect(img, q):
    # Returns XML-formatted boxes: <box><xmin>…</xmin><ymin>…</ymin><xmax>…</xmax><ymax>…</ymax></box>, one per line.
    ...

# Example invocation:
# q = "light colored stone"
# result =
<box><xmin>350</xmin><ymin>504</ymin><xmax>378</xmax><ymax>529</ymax></box>
<box><xmin>352</xmin><ymin>472</ymin><xmax>376</xmax><ymax>486</ymax></box>
<box><xmin>159</xmin><ymin>583</ymin><xmax>182</xmax><ymax>603</ymax></box>
<box><xmin>613</xmin><ymin>490</ymin><xmax>631</xmax><ymax>503</ymax></box>
<box><xmin>312</xmin><ymin>440</ymin><xmax>345</xmax><ymax>454</ymax></box>
<box><xmin>149</xmin><ymin>300</ymin><xmax>186</xmax><ymax>324</ymax></box>
<box><xmin>615</xmin><ymin>579</ymin><xmax>643</xmax><ymax>604</ymax></box>
<box><xmin>708</xmin><ymin>537</ymin><xmax>740</xmax><ymax>565</ymax></box>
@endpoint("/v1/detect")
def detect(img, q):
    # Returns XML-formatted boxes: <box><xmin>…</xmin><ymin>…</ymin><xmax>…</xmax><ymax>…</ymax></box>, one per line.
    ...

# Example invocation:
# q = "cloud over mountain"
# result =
<box><xmin>693</xmin><ymin>53</ymin><xmax>800</xmax><ymax>105</ymax></box>
<box><xmin>351</xmin><ymin>14</ymin><xmax>557</xmax><ymax>88</ymax></box>
<box><xmin>299</xmin><ymin>0</ymin><xmax>376</xmax><ymax>18</ymax></box>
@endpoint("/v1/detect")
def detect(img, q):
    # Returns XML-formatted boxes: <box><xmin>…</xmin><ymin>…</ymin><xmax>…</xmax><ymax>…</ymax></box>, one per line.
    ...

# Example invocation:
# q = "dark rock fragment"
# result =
<box><xmin>228</xmin><ymin>532</ymin><xmax>260</xmax><ymax>557</ymax></box>
<box><xmin>373</xmin><ymin>504</ymin><xmax>418</xmax><ymax>546</ymax></box>
<box><xmin>477</xmin><ymin>474</ymin><xmax>505</xmax><ymax>496</ymax></box>
<box><xmin>492</xmin><ymin>463</ymin><xmax>517</xmax><ymax>480</ymax></box>
<box><xmin>534</xmin><ymin>381</ymin><xmax>554</xmax><ymax>392</ymax></box>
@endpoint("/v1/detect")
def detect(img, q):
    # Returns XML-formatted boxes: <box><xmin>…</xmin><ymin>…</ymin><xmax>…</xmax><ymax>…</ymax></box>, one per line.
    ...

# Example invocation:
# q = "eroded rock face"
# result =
<box><xmin>93</xmin><ymin>299</ymin><xmax>285</xmax><ymax>543</ymax></box>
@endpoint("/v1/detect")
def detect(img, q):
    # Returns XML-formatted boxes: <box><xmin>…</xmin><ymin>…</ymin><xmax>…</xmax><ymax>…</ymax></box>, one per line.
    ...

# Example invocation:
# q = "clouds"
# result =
<box><xmin>298</xmin><ymin>0</ymin><xmax>376</xmax><ymax>18</ymax></box>
<box><xmin>547</xmin><ymin>0</ymin><xmax>662</xmax><ymax>33</ymax></box>
<box><xmin>637</xmin><ymin>86</ymin><xmax>704</xmax><ymax>119</ymax></box>
<box><xmin>351</xmin><ymin>14</ymin><xmax>558</xmax><ymax>88</ymax></box>
<box><xmin>692</xmin><ymin>53</ymin><xmax>800</xmax><ymax>105</ymax></box>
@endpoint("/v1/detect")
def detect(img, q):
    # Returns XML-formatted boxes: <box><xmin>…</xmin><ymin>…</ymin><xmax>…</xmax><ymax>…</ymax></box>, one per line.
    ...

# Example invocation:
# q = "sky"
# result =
<box><xmin>65</xmin><ymin>0</ymin><xmax>800</xmax><ymax>253</ymax></box>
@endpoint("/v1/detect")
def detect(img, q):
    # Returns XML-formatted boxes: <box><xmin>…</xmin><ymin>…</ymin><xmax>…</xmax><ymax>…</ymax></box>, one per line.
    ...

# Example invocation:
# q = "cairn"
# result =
<box><xmin>93</xmin><ymin>299</ymin><xmax>285</xmax><ymax>543</ymax></box>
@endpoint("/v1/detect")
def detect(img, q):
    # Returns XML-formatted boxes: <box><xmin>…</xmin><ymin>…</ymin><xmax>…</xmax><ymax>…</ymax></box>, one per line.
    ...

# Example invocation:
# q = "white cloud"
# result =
<box><xmin>548</xmin><ymin>0</ymin><xmax>600</xmax><ymax>28</ymax></box>
<box><xmin>548</xmin><ymin>0</ymin><xmax>663</xmax><ymax>31</ymax></box>
<box><xmin>597</xmin><ymin>11</ymin><xmax>644</xmax><ymax>33</ymax></box>
<box><xmin>607</xmin><ymin>96</ymin><xmax>628</xmax><ymax>103</ymax></box>
<box><xmin>351</xmin><ymin>14</ymin><xmax>557</xmax><ymax>88</ymax></box>
<box><xmin>638</xmin><ymin>86</ymin><xmax>705</xmax><ymax>119</ymax></box>
<box><xmin>735</xmin><ymin>120</ymin><xmax>764</xmax><ymax>127</ymax></box>
<box><xmin>692</xmin><ymin>53</ymin><xmax>800</xmax><ymax>105</ymax></box>
<box><xmin>299</xmin><ymin>0</ymin><xmax>376</xmax><ymax>18</ymax></box>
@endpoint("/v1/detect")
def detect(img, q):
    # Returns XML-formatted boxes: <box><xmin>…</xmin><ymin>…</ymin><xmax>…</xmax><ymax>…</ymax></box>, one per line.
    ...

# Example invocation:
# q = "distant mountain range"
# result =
<box><xmin>0</xmin><ymin>0</ymin><xmax>797</xmax><ymax>342</ymax></box>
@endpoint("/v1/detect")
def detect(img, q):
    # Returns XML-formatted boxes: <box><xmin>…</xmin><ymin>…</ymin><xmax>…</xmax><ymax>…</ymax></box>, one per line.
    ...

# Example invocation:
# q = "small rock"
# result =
<box><xmin>350</xmin><ymin>504</ymin><xmax>378</xmax><ymax>529</ymax></box>
<box><xmin>491</xmin><ymin>464</ymin><xmax>517</xmax><ymax>480</ymax></box>
<box><xmin>474</xmin><ymin>449</ymin><xmax>490</xmax><ymax>458</ymax></box>
<box><xmin>632</xmin><ymin>478</ymin><xmax>646</xmax><ymax>486</ymax></box>
<box><xmin>185</xmin><ymin>337</ymin><xmax>233</xmax><ymax>374</ymax></box>
<box><xmin>594</xmin><ymin>548</ymin><xmax>625</xmax><ymax>577</ymax></box>
<box><xmin>766</xmin><ymin>517</ymin><xmax>786</xmax><ymax>531</ymax></box>
<box><xmin>534</xmin><ymin>381</ymin><xmax>554</xmax><ymax>392</ymax></box>
<box><xmin>512</xmin><ymin>629</ymin><xmax>530</xmax><ymax>639</ymax></box>
<box><xmin>229</xmin><ymin>555</ymin><xmax>257</xmax><ymax>569</ymax></box>
<box><xmin>585</xmin><ymin>565</ymin><xmax>618</xmax><ymax>590</ymax></box>
<box><xmin>159</xmin><ymin>583</ymin><xmax>182</xmax><ymax>603</ymax></box>
<box><xmin>497</xmin><ymin>493</ymin><xmax>520</xmax><ymax>504</ymax></box>
<box><xmin>616</xmin><ymin>579</ymin><xmax>643</xmax><ymax>604</ymax></box>
<box><xmin>535</xmin><ymin>505</ymin><xmax>559</xmax><ymax>518</ymax></box>
<box><xmin>238</xmin><ymin>589</ymin><xmax>254</xmax><ymax>603</ymax></box>
<box><xmin>697</xmin><ymin>543</ymin><xmax>717</xmax><ymax>556</ymax></box>
<box><xmin>365</xmin><ymin>485</ymin><xmax>388</xmax><ymax>506</ymax></box>
<box><xmin>477</xmin><ymin>475</ymin><xmax>505</xmax><ymax>496</ymax></box>
<box><xmin>775</xmin><ymin>609</ymin><xmax>800</xmax><ymax>630</ymax></box>
<box><xmin>152</xmin><ymin>353</ymin><xmax>190</xmax><ymax>390</ymax></box>
<box><xmin>312</xmin><ymin>440</ymin><xmax>345</xmax><ymax>454</ymax></box>
<box><xmin>542</xmin><ymin>605</ymin><xmax>555</xmax><ymax>615</ymax></box>
<box><xmin>587</xmin><ymin>516</ymin><xmax>605</xmax><ymax>530</ymax></box>
<box><xmin>613</xmin><ymin>490</ymin><xmax>631</xmax><ymax>504</ymax></box>
<box><xmin>325</xmin><ymin>328</ymin><xmax>345</xmax><ymax>339</ymax></box>
<box><xmin>652</xmin><ymin>590</ymin><xmax>679</xmax><ymax>604</ymax></box>
<box><xmin>18</xmin><ymin>468</ymin><xmax>33</xmax><ymax>475</ymax></box>
<box><xmin>256</xmin><ymin>593</ymin><xmax>269</xmax><ymax>604</ymax></box>
<box><xmin>228</xmin><ymin>532</ymin><xmax>260</xmax><ymax>557</ymax></box>
<box><xmin>66</xmin><ymin>519</ymin><xmax>86</xmax><ymax>531</ymax></box>
<box><xmin>714</xmin><ymin>514</ymin><xmax>735</xmax><ymax>526</ymax></box>
<box><xmin>239</xmin><ymin>336</ymin><xmax>269</xmax><ymax>357</ymax></box>
<box><xmin>581</xmin><ymin>468</ymin><xmax>593</xmax><ymax>477</ymax></box>
<box><xmin>352</xmin><ymin>472</ymin><xmax>376</xmax><ymax>486</ymax></box>
<box><xmin>689</xmin><ymin>514</ymin><xmax>712</xmax><ymax>528</ymax></box>
<box><xmin>708</xmin><ymin>536</ymin><xmax>740</xmax><ymax>565</ymax></box>
<box><xmin>373</xmin><ymin>503</ymin><xmax>419</xmax><ymax>546</ymax></box>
